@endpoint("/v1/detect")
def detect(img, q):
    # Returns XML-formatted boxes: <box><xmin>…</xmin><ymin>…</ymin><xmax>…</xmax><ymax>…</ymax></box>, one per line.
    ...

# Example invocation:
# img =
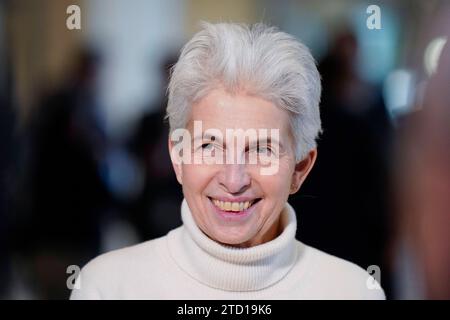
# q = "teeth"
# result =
<box><xmin>212</xmin><ymin>199</ymin><xmax>255</xmax><ymax>212</ymax></box>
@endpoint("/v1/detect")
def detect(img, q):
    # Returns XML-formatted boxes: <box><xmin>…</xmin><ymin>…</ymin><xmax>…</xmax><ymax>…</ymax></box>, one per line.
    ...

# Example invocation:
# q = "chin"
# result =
<box><xmin>211</xmin><ymin>229</ymin><xmax>255</xmax><ymax>247</ymax></box>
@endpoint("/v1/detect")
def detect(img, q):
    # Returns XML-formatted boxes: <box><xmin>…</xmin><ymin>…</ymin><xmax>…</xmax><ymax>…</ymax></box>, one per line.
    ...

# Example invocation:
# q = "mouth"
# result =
<box><xmin>208</xmin><ymin>196</ymin><xmax>262</xmax><ymax>213</ymax></box>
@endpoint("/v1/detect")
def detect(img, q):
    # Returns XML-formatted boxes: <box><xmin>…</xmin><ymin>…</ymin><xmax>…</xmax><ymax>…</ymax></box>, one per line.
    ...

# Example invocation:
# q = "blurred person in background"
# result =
<box><xmin>125</xmin><ymin>54</ymin><xmax>183</xmax><ymax>241</ymax></box>
<box><xmin>392</xmin><ymin>3</ymin><xmax>450</xmax><ymax>299</ymax></box>
<box><xmin>290</xmin><ymin>28</ymin><xmax>394</xmax><ymax>296</ymax></box>
<box><xmin>11</xmin><ymin>49</ymin><xmax>109</xmax><ymax>299</ymax></box>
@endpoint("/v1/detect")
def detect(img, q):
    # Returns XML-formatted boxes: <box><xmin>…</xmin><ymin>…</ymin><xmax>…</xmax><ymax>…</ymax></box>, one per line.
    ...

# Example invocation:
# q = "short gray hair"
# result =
<box><xmin>166</xmin><ymin>22</ymin><xmax>322</xmax><ymax>161</ymax></box>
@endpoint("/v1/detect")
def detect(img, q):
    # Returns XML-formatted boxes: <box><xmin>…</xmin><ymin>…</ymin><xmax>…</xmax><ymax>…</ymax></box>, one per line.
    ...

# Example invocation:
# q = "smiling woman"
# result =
<box><xmin>172</xmin><ymin>88</ymin><xmax>303</xmax><ymax>248</ymax></box>
<box><xmin>70</xmin><ymin>22</ymin><xmax>385</xmax><ymax>300</ymax></box>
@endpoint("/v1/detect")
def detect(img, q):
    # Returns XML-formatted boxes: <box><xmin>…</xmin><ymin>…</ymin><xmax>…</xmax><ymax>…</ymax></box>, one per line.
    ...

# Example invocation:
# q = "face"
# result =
<box><xmin>169</xmin><ymin>88</ymin><xmax>317</xmax><ymax>248</ymax></box>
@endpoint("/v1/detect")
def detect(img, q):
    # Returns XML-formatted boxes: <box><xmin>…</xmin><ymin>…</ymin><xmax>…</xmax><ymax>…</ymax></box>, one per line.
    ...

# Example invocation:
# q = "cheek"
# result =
<box><xmin>257</xmin><ymin>161</ymin><xmax>294</xmax><ymax>198</ymax></box>
<box><xmin>259</xmin><ymin>176</ymin><xmax>291</xmax><ymax>199</ymax></box>
<box><xmin>182</xmin><ymin>164</ymin><xmax>217</xmax><ymax>194</ymax></box>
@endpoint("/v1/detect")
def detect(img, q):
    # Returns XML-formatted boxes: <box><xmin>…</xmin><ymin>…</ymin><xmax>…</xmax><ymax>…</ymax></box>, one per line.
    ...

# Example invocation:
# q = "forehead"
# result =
<box><xmin>187</xmin><ymin>88</ymin><xmax>291</xmax><ymax>135</ymax></box>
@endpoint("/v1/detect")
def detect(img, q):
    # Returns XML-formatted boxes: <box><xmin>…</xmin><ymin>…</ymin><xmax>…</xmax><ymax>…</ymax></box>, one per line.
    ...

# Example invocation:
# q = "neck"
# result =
<box><xmin>166</xmin><ymin>198</ymin><xmax>299</xmax><ymax>291</ymax></box>
<box><xmin>218</xmin><ymin>214</ymin><xmax>283</xmax><ymax>248</ymax></box>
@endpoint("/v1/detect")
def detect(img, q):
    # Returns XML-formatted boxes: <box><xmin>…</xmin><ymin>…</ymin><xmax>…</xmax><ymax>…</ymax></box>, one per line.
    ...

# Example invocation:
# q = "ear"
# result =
<box><xmin>290</xmin><ymin>149</ymin><xmax>317</xmax><ymax>194</ymax></box>
<box><xmin>168</xmin><ymin>137</ymin><xmax>183</xmax><ymax>185</ymax></box>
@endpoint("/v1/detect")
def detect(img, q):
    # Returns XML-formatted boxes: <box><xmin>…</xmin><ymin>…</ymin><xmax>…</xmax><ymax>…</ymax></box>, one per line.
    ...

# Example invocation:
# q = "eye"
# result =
<box><xmin>201</xmin><ymin>142</ymin><xmax>214</xmax><ymax>150</ymax></box>
<box><xmin>246</xmin><ymin>143</ymin><xmax>273</xmax><ymax>156</ymax></box>
<box><xmin>256</xmin><ymin>145</ymin><xmax>273</xmax><ymax>154</ymax></box>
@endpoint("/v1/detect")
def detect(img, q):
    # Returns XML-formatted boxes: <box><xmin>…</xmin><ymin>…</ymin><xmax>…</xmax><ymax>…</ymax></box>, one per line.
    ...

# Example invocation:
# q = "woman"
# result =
<box><xmin>71</xmin><ymin>22</ymin><xmax>385</xmax><ymax>299</ymax></box>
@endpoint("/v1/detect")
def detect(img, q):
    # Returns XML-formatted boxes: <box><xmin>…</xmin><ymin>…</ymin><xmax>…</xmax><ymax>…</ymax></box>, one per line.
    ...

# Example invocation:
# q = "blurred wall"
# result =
<box><xmin>7</xmin><ymin>0</ymin><xmax>83</xmax><ymax>124</ymax></box>
<box><xmin>186</xmin><ymin>0</ymin><xmax>260</xmax><ymax>35</ymax></box>
<box><xmin>84</xmin><ymin>0</ymin><xmax>185</xmax><ymax>138</ymax></box>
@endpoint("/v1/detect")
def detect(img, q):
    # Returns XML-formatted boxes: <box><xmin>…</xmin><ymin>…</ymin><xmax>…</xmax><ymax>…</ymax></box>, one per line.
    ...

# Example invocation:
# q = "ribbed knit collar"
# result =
<box><xmin>167</xmin><ymin>198</ymin><xmax>298</xmax><ymax>292</ymax></box>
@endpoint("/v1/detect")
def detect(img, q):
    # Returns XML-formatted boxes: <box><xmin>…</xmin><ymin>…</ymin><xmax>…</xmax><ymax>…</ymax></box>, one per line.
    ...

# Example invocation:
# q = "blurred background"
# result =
<box><xmin>0</xmin><ymin>0</ymin><xmax>449</xmax><ymax>299</ymax></box>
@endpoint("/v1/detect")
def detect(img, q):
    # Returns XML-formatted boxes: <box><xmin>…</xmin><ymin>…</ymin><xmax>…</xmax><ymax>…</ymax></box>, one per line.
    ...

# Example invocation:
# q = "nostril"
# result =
<box><xmin>227</xmin><ymin>184</ymin><xmax>251</xmax><ymax>195</ymax></box>
<box><xmin>217</xmin><ymin>164</ymin><xmax>251</xmax><ymax>194</ymax></box>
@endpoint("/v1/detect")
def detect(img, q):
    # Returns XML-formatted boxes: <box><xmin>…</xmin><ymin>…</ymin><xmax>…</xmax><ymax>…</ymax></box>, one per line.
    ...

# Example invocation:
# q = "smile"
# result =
<box><xmin>208</xmin><ymin>197</ymin><xmax>261</xmax><ymax>212</ymax></box>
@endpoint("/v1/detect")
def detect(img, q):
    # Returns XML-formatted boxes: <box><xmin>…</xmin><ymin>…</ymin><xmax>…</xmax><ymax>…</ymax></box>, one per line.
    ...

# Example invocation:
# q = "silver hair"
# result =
<box><xmin>166</xmin><ymin>22</ymin><xmax>322</xmax><ymax>161</ymax></box>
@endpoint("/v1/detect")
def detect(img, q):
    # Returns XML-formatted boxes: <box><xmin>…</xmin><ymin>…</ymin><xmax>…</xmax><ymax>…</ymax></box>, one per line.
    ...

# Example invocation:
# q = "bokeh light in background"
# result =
<box><xmin>424</xmin><ymin>36</ymin><xmax>447</xmax><ymax>76</ymax></box>
<box><xmin>0</xmin><ymin>0</ymin><xmax>449</xmax><ymax>299</ymax></box>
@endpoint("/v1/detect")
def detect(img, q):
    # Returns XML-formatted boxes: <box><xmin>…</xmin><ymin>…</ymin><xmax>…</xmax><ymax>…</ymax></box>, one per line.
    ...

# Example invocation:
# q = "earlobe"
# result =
<box><xmin>290</xmin><ymin>149</ymin><xmax>317</xmax><ymax>194</ymax></box>
<box><xmin>168</xmin><ymin>137</ymin><xmax>183</xmax><ymax>185</ymax></box>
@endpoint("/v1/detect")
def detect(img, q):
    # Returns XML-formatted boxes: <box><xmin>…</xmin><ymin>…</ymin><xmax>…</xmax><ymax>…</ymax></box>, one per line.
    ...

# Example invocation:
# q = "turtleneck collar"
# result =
<box><xmin>167</xmin><ymin>198</ymin><xmax>298</xmax><ymax>292</ymax></box>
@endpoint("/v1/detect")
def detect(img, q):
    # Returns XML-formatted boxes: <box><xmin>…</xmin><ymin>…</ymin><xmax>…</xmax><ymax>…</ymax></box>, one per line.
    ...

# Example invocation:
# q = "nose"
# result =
<box><xmin>218</xmin><ymin>164</ymin><xmax>251</xmax><ymax>194</ymax></box>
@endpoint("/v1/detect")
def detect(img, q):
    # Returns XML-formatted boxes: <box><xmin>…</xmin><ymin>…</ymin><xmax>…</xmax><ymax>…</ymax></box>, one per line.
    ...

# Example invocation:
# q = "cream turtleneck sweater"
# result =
<box><xmin>70</xmin><ymin>199</ymin><xmax>385</xmax><ymax>299</ymax></box>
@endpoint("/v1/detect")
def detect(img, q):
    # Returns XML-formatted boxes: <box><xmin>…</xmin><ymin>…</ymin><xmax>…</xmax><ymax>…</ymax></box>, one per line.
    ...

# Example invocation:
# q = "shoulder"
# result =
<box><xmin>89</xmin><ymin>235</ymin><xmax>165</xmax><ymax>267</ymax></box>
<box><xmin>70</xmin><ymin>232</ymin><xmax>173</xmax><ymax>299</ymax></box>
<box><xmin>293</xmin><ymin>242</ymin><xmax>386</xmax><ymax>299</ymax></box>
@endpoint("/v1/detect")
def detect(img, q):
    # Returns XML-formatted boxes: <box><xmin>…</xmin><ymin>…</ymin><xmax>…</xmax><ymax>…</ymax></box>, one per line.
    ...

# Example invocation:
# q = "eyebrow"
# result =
<box><xmin>192</xmin><ymin>132</ymin><xmax>284</xmax><ymax>150</ymax></box>
<box><xmin>192</xmin><ymin>132</ymin><xmax>221</xmax><ymax>143</ymax></box>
